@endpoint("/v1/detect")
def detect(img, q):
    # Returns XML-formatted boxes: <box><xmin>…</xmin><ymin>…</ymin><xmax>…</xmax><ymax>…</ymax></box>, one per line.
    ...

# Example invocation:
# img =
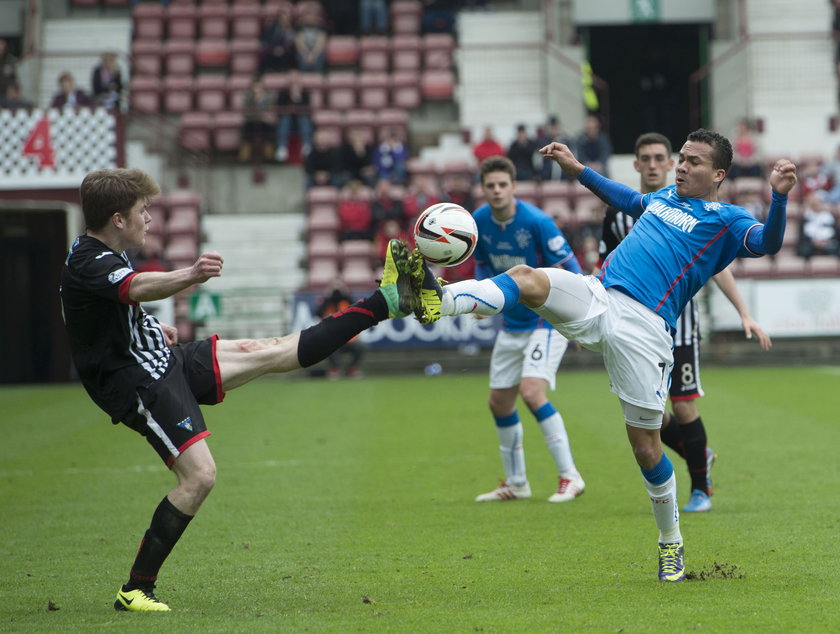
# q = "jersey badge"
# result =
<box><xmin>108</xmin><ymin>267</ymin><xmax>133</xmax><ymax>284</ymax></box>
<box><xmin>177</xmin><ymin>417</ymin><xmax>193</xmax><ymax>431</ymax></box>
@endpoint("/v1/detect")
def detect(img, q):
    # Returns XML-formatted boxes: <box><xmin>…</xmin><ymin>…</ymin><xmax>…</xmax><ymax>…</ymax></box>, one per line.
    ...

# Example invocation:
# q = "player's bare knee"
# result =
<box><xmin>672</xmin><ymin>399</ymin><xmax>697</xmax><ymax>423</ymax></box>
<box><xmin>507</xmin><ymin>265</ymin><xmax>549</xmax><ymax>307</ymax></box>
<box><xmin>190</xmin><ymin>464</ymin><xmax>216</xmax><ymax>498</ymax></box>
<box><xmin>518</xmin><ymin>383</ymin><xmax>545</xmax><ymax>409</ymax></box>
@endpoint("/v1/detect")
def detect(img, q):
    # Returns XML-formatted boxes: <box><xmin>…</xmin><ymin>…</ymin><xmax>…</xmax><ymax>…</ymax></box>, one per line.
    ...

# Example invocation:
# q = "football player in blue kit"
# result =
<box><xmin>413</xmin><ymin>129</ymin><xmax>797</xmax><ymax>581</ymax></box>
<box><xmin>599</xmin><ymin>132</ymin><xmax>772</xmax><ymax>514</ymax></box>
<box><xmin>470</xmin><ymin>156</ymin><xmax>586</xmax><ymax>504</ymax></box>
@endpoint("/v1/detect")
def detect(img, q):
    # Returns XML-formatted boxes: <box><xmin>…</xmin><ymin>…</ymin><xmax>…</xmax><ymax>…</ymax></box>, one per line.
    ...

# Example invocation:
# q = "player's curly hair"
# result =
<box><xmin>80</xmin><ymin>168</ymin><xmax>161</xmax><ymax>231</ymax></box>
<box><xmin>686</xmin><ymin>129</ymin><xmax>733</xmax><ymax>174</ymax></box>
<box><xmin>479</xmin><ymin>155</ymin><xmax>516</xmax><ymax>184</ymax></box>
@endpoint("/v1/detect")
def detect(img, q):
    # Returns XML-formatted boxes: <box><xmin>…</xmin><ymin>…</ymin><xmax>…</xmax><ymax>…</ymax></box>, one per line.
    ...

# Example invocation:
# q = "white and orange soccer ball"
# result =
<box><xmin>413</xmin><ymin>202</ymin><xmax>478</xmax><ymax>267</ymax></box>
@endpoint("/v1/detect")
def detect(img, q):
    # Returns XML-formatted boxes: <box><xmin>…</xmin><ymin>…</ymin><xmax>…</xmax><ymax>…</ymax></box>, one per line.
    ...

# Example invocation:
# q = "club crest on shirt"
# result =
<box><xmin>515</xmin><ymin>228</ymin><xmax>532</xmax><ymax>249</ymax></box>
<box><xmin>177</xmin><ymin>417</ymin><xmax>193</xmax><ymax>431</ymax></box>
<box><xmin>704</xmin><ymin>201</ymin><xmax>721</xmax><ymax>212</ymax></box>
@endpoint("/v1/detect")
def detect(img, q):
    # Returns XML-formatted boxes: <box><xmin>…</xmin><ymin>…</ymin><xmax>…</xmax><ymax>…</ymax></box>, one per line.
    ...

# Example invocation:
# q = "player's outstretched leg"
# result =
<box><xmin>409</xmin><ymin>249</ymin><xmax>443</xmax><ymax>324</ymax></box>
<box><xmin>657</xmin><ymin>542</ymin><xmax>686</xmax><ymax>582</ymax></box>
<box><xmin>114</xmin><ymin>586</ymin><xmax>171</xmax><ymax>612</ymax></box>
<box><xmin>380</xmin><ymin>239</ymin><xmax>419</xmax><ymax>318</ymax></box>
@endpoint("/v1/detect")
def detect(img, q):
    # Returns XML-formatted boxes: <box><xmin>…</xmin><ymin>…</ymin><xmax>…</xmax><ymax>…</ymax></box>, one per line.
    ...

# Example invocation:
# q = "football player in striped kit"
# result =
<box><xmin>598</xmin><ymin>132</ymin><xmax>771</xmax><ymax>514</ymax></box>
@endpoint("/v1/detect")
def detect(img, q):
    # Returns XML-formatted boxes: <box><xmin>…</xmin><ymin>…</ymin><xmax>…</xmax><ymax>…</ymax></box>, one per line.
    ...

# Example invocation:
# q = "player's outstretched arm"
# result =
<box><xmin>128</xmin><ymin>252</ymin><xmax>224</xmax><ymax>302</ymax></box>
<box><xmin>539</xmin><ymin>142</ymin><xmax>585</xmax><ymax>177</ymax></box>
<box><xmin>747</xmin><ymin>159</ymin><xmax>798</xmax><ymax>255</ymax></box>
<box><xmin>711</xmin><ymin>266</ymin><xmax>772</xmax><ymax>350</ymax></box>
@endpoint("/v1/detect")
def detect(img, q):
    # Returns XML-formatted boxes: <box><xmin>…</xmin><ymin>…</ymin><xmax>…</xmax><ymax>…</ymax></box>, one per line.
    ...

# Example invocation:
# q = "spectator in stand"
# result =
<box><xmin>0</xmin><ymin>38</ymin><xmax>18</xmax><ymax>98</ymax></box>
<box><xmin>340</xmin><ymin>127</ymin><xmax>377</xmax><ymax>187</ymax></box>
<box><xmin>819</xmin><ymin>144</ymin><xmax>840</xmax><ymax>203</ymax></box>
<box><xmin>50</xmin><ymin>72</ymin><xmax>94</xmax><ymax>109</ymax></box>
<box><xmin>0</xmin><ymin>82</ymin><xmax>32</xmax><ymax>109</ymax></box>
<box><xmin>321</xmin><ymin>0</ymin><xmax>359</xmax><ymax>35</ymax></box>
<box><xmin>422</xmin><ymin>0</ymin><xmax>457</xmax><ymax>34</ymax></box>
<box><xmin>507</xmin><ymin>124</ymin><xmax>538</xmax><ymax>182</ymax></box>
<box><xmin>361</xmin><ymin>0</ymin><xmax>389</xmax><ymax>34</ymax></box>
<box><xmin>295</xmin><ymin>12</ymin><xmax>328</xmax><ymax>73</ymax></box>
<box><xmin>403</xmin><ymin>179</ymin><xmax>441</xmax><ymax>225</ymax></box>
<box><xmin>374</xmin><ymin>129</ymin><xmax>409</xmax><ymax>184</ymax></box>
<box><xmin>798</xmin><ymin>191</ymin><xmax>840</xmax><ymax>259</ymax></box>
<box><xmin>443</xmin><ymin>172</ymin><xmax>475</xmax><ymax>210</ymax></box>
<box><xmin>275</xmin><ymin>70</ymin><xmax>313</xmax><ymax>162</ymax></box>
<box><xmin>338</xmin><ymin>180</ymin><xmax>375</xmax><ymax>241</ymax></box>
<box><xmin>375</xmin><ymin>218</ymin><xmax>410</xmax><ymax>260</ymax></box>
<box><xmin>258</xmin><ymin>6</ymin><xmax>296</xmax><ymax>74</ymax></box>
<box><xmin>473</xmin><ymin>126</ymin><xmax>505</xmax><ymax>165</ymax></box>
<box><xmin>316</xmin><ymin>279</ymin><xmax>366</xmax><ymax>380</ymax></box>
<box><xmin>728</xmin><ymin>118</ymin><xmax>764</xmax><ymax>180</ymax></box>
<box><xmin>305</xmin><ymin>128</ymin><xmax>344</xmax><ymax>189</ymax></box>
<box><xmin>91</xmin><ymin>52</ymin><xmax>123</xmax><ymax>109</ymax></box>
<box><xmin>575</xmin><ymin>113</ymin><xmax>613</xmax><ymax>176</ymax></box>
<box><xmin>239</xmin><ymin>78</ymin><xmax>276</xmax><ymax>163</ymax></box>
<box><xmin>371</xmin><ymin>179</ymin><xmax>406</xmax><ymax>227</ymax></box>
<box><xmin>536</xmin><ymin>116</ymin><xmax>575</xmax><ymax>181</ymax></box>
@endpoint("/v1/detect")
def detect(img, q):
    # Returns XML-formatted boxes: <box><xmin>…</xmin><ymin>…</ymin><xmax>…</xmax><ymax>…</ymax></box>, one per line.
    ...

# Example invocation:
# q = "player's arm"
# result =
<box><xmin>128</xmin><ymin>252</ymin><xmax>224</xmax><ymax>302</ymax></box>
<box><xmin>745</xmin><ymin>159</ymin><xmax>797</xmax><ymax>255</ymax></box>
<box><xmin>711</xmin><ymin>267</ymin><xmax>771</xmax><ymax>350</ymax></box>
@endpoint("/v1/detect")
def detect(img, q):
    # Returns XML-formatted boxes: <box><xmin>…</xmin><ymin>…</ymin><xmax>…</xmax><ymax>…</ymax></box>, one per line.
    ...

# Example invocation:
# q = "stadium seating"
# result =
<box><xmin>165</xmin><ymin>39</ymin><xmax>196</xmax><ymax>76</ymax></box>
<box><xmin>166</xmin><ymin>5</ymin><xmax>198</xmax><ymax>41</ymax></box>
<box><xmin>391</xmin><ymin>35</ymin><xmax>422</xmax><ymax>73</ymax></box>
<box><xmin>422</xmin><ymin>33</ymin><xmax>455</xmax><ymax>71</ymax></box>
<box><xmin>513</xmin><ymin>181</ymin><xmax>539</xmax><ymax>205</ymax></box>
<box><xmin>179</xmin><ymin>111</ymin><xmax>213</xmax><ymax>151</ymax></box>
<box><xmin>345</xmin><ymin>109</ymin><xmax>377</xmax><ymax>145</ymax></box>
<box><xmin>132</xmin><ymin>40</ymin><xmax>163</xmax><ymax>77</ymax></box>
<box><xmin>420</xmin><ymin>70</ymin><xmax>455</xmax><ymax>100</ymax></box>
<box><xmin>231</xmin><ymin>3</ymin><xmax>262</xmax><ymax>39</ymax></box>
<box><xmin>134</xmin><ymin>3</ymin><xmax>165</xmax><ymax>40</ymax></box>
<box><xmin>391</xmin><ymin>71</ymin><xmax>421</xmax><ymax>109</ymax></box>
<box><xmin>359</xmin><ymin>36</ymin><xmax>390</xmax><ymax>73</ymax></box>
<box><xmin>307</xmin><ymin>258</ymin><xmax>340</xmax><ymax>288</ymax></box>
<box><xmin>326</xmin><ymin>35</ymin><xmax>360</xmax><ymax>68</ymax></box>
<box><xmin>213</xmin><ymin>111</ymin><xmax>244</xmax><ymax>152</ymax></box>
<box><xmin>195</xmin><ymin>38</ymin><xmax>230</xmax><ymax>70</ymax></box>
<box><xmin>358</xmin><ymin>73</ymin><xmax>390</xmax><ymax>110</ymax></box>
<box><xmin>198</xmin><ymin>3</ymin><xmax>229</xmax><ymax>40</ymax></box>
<box><xmin>325</xmin><ymin>71</ymin><xmax>357</xmax><ymax>110</ymax></box>
<box><xmin>130</xmin><ymin>76</ymin><xmax>162</xmax><ymax>114</ymax></box>
<box><xmin>391</xmin><ymin>0</ymin><xmax>423</xmax><ymax>35</ymax></box>
<box><xmin>230</xmin><ymin>39</ymin><xmax>260</xmax><ymax>76</ymax></box>
<box><xmin>376</xmin><ymin>108</ymin><xmax>409</xmax><ymax>142</ymax></box>
<box><xmin>163</xmin><ymin>76</ymin><xmax>195</xmax><ymax>114</ymax></box>
<box><xmin>311</xmin><ymin>109</ymin><xmax>343</xmax><ymax>147</ymax></box>
<box><xmin>195</xmin><ymin>74</ymin><xmax>228</xmax><ymax>113</ymax></box>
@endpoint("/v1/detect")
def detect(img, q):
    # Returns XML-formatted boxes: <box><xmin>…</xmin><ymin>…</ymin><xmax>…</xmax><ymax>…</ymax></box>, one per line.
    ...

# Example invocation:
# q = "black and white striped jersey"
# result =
<box><xmin>60</xmin><ymin>235</ymin><xmax>172</xmax><ymax>422</ymax></box>
<box><xmin>599</xmin><ymin>206</ymin><xmax>700</xmax><ymax>348</ymax></box>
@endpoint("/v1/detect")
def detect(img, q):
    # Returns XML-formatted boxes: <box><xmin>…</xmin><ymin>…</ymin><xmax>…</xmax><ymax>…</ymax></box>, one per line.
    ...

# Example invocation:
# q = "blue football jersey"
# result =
<box><xmin>599</xmin><ymin>185</ymin><xmax>761</xmax><ymax>330</ymax></box>
<box><xmin>474</xmin><ymin>199</ymin><xmax>581</xmax><ymax>331</ymax></box>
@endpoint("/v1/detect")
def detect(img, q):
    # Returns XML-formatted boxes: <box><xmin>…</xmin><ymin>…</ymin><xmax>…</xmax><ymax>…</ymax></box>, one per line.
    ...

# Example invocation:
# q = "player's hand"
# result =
<box><xmin>538</xmin><ymin>142</ymin><xmax>585</xmax><ymax>177</ymax></box>
<box><xmin>192</xmin><ymin>252</ymin><xmax>224</xmax><ymax>283</ymax></box>
<box><xmin>161</xmin><ymin>322</ymin><xmax>179</xmax><ymax>347</ymax></box>
<box><xmin>742</xmin><ymin>315</ymin><xmax>772</xmax><ymax>350</ymax></box>
<box><xmin>769</xmin><ymin>159</ymin><xmax>797</xmax><ymax>196</ymax></box>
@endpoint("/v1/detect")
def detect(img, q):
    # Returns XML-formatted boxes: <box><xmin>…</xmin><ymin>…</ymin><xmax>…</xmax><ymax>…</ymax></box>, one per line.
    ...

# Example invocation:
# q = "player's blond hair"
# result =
<box><xmin>80</xmin><ymin>168</ymin><xmax>161</xmax><ymax>231</ymax></box>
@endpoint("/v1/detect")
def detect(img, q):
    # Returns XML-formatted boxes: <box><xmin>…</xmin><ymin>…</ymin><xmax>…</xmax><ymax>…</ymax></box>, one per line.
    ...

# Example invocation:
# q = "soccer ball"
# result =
<box><xmin>413</xmin><ymin>202</ymin><xmax>478</xmax><ymax>267</ymax></box>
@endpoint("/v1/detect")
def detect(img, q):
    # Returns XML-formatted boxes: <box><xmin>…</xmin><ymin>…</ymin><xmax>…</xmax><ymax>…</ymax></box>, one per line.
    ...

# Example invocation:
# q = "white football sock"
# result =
<box><xmin>643</xmin><ymin>473</ymin><xmax>682</xmax><ymax>544</ymax></box>
<box><xmin>497</xmin><ymin>422</ymin><xmax>527</xmax><ymax>486</ymax></box>
<box><xmin>441</xmin><ymin>279</ymin><xmax>507</xmax><ymax>317</ymax></box>
<box><xmin>538</xmin><ymin>411</ymin><xmax>578</xmax><ymax>478</ymax></box>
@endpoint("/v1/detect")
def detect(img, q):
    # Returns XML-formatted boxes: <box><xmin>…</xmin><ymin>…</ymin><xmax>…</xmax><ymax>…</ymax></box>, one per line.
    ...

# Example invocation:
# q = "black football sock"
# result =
<box><xmin>125</xmin><ymin>496</ymin><xmax>193</xmax><ymax>590</ymax></box>
<box><xmin>679</xmin><ymin>417</ymin><xmax>710</xmax><ymax>494</ymax></box>
<box><xmin>659</xmin><ymin>412</ymin><xmax>686</xmax><ymax>458</ymax></box>
<box><xmin>297</xmin><ymin>292</ymin><xmax>388</xmax><ymax>368</ymax></box>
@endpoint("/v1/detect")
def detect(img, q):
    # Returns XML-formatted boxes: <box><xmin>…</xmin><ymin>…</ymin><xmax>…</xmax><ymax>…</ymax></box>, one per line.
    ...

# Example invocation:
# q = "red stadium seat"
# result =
<box><xmin>213</xmin><ymin>111</ymin><xmax>244</xmax><ymax>152</ymax></box>
<box><xmin>341</xmin><ymin>259</ymin><xmax>375</xmax><ymax>286</ymax></box>
<box><xmin>376</xmin><ymin>108</ymin><xmax>409</xmax><ymax>143</ymax></box>
<box><xmin>261</xmin><ymin>72</ymin><xmax>288</xmax><ymax>92</ymax></box>
<box><xmin>390</xmin><ymin>0</ymin><xmax>422</xmax><ymax>35</ymax></box>
<box><xmin>166</xmin><ymin>5</ymin><xmax>198</xmax><ymax>41</ymax></box>
<box><xmin>308</xmin><ymin>258</ymin><xmax>339</xmax><ymax>287</ymax></box>
<box><xmin>359</xmin><ymin>36</ymin><xmax>390</xmax><ymax>73</ymax></box>
<box><xmin>261</xmin><ymin>1</ymin><xmax>294</xmax><ymax>21</ymax></box>
<box><xmin>308</xmin><ymin>205</ymin><xmax>341</xmax><ymax>234</ymax></box>
<box><xmin>129</xmin><ymin>76</ymin><xmax>161</xmax><ymax>113</ymax></box>
<box><xmin>325</xmin><ymin>71</ymin><xmax>357</xmax><ymax>110</ymax></box>
<box><xmin>231</xmin><ymin>4</ymin><xmax>262</xmax><ymax>39</ymax></box>
<box><xmin>311</xmin><ymin>110</ymin><xmax>344</xmax><ymax>148</ymax></box>
<box><xmin>180</xmin><ymin>112</ymin><xmax>213</xmax><ymax>152</ymax></box>
<box><xmin>165</xmin><ymin>235</ymin><xmax>200</xmax><ymax>270</ymax></box>
<box><xmin>132</xmin><ymin>40</ymin><xmax>163</xmax><ymax>77</ymax></box>
<box><xmin>423</xmin><ymin>33</ymin><xmax>455</xmax><ymax>71</ymax></box>
<box><xmin>300</xmin><ymin>71</ymin><xmax>324</xmax><ymax>109</ymax></box>
<box><xmin>165</xmin><ymin>39</ymin><xmax>195</xmax><ymax>76</ymax></box>
<box><xmin>195</xmin><ymin>39</ymin><xmax>230</xmax><ymax>69</ymax></box>
<box><xmin>198</xmin><ymin>3</ymin><xmax>229</xmax><ymax>39</ymax></box>
<box><xmin>227</xmin><ymin>75</ymin><xmax>253</xmax><ymax>112</ymax></box>
<box><xmin>345</xmin><ymin>110</ymin><xmax>376</xmax><ymax>145</ymax></box>
<box><xmin>229</xmin><ymin>39</ymin><xmax>260</xmax><ymax>76</ymax></box>
<box><xmin>391</xmin><ymin>70</ymin><xmax>421</xmax><ymax>109</ymax></box>
<box><xmin>166</xmin><ymin>204</ymin><xmax>200</xmax><ymax>237</ymax></box>
<box><xmin>358</xmin><ymin>72</ymin><xmax>390</xmax><ymax>110</ymax></box>
<box><xmin>308</xmin><ymin>232</ymin><xmax>340</xmax><ymax>261</ymax></box>
<box><xmin>163</xmin><ymin>76</ymin><xmax>195</xmax><ymax>114</ymax></box>
<box><xmin>513</xmin><ymin>180</ymin><xmax>539</xmax><ymax>205</ymax></box>
<box><xmin>391</xmin><ymin>35</ymin><xmax>421</xmax><ymax>72</ymax></box>
<box><xmin>326</xmin><ymin>35</ymin><xmax>360</xmax><ymax>68</ymax></box>
<box><xmin>294</xmin><ymin>0</ymin><xmax>323</xmax><ymax>24</ymax></box>
<box><xmin>307</xmin><ymin>185</ymin><xmax>340</xmax><ymax>208</ymax></box>
<box><xmin>420</xmin><ymin>70</ymin><xmax>455</xmax><ymax>100</ymax></box>
<box><xmin>133</xmin><ymin>4</ymin><xmax>165</xmax><ymax>41</ymax></box>
<box><xmin>195</xmin><ymin>74</ymin><xmax>227</xmax><ymax>113</ymax></box>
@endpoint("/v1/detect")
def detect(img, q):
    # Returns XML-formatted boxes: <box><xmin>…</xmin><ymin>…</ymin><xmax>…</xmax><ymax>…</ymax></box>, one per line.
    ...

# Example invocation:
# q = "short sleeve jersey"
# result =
<box><xmin>598</xmin><ymin>185</ymin><xmax>760</xmax><ymax>330</ymax></box>
<box><xmin>60</xmin><ymin>235</ymin><xmax>172</xmax><ymax>421</ymax></box>
<box><xmin>474</xmin><ymin>199</ymin><xmax>581</xmax><ymax>331</ymax></box>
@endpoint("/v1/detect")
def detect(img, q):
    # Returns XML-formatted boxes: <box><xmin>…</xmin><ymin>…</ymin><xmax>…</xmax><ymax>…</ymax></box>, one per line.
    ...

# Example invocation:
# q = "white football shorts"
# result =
<box><xmin>489</xmin><ymin>328</ymin><xmax>568</xmax><ymax>391</ymax></box>
<box><xmin>533</xmin><ymin>270</ymin><xmax>674</xmax><ymax>412</ymax></box>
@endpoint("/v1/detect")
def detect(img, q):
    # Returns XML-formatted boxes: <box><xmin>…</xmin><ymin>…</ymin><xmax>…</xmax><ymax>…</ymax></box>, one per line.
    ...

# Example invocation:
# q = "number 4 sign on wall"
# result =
<box><xmin>21</xmin><ymin>117</ymin><xmax>56</xmax><ymax>168</ymax></box>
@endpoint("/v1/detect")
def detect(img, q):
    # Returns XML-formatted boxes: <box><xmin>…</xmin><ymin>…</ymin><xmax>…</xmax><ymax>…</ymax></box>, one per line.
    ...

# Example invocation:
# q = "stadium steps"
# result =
<box><xmin>195</xmin><ymin>213</ymin><xmax>306</xmax><ymax>340</ymax></box>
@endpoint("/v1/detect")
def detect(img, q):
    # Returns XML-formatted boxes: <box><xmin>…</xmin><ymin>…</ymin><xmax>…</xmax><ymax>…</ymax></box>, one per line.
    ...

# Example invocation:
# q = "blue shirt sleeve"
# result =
<box><xmin>578</xmin><ymin>167</ymin><xmax>646</xmax><ymax>218</ymax></box>
<box><xmin>745</xmin><ymin>190</ymin><xmax>787</xmax><ymax>255</ymax></box>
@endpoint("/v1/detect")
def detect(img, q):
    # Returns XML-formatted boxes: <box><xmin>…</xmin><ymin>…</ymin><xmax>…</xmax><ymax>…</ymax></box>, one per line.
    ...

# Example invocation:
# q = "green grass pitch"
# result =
<box><xmin>2</xmin><ymin>365</ymin><xmax>839</xmax><ymax>632</ymax></box>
